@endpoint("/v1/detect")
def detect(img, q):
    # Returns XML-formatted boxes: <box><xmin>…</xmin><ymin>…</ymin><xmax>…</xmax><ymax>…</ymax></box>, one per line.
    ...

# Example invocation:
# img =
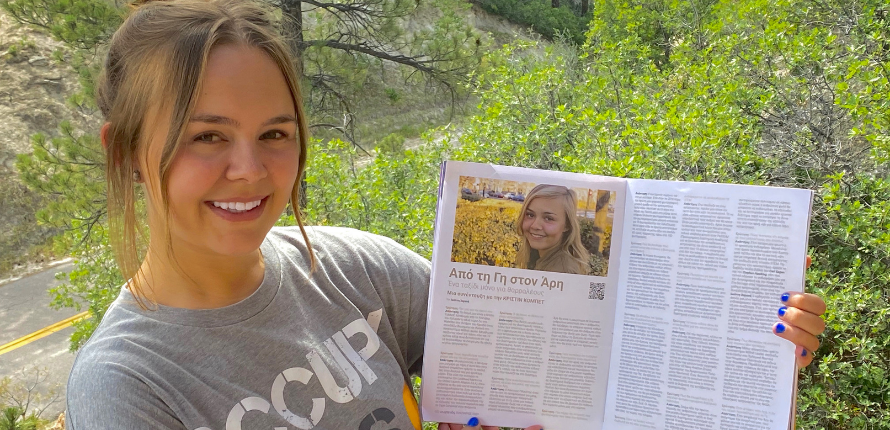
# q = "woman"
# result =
<box><xmin>514</xmin><ymin>184</ymin><xmax>591</xmax><ymax>275</ymax></box>
<box><xmin>66</xmin><ymin>0</ymin><xmax>826</xmax><ymax>429</ymax></box>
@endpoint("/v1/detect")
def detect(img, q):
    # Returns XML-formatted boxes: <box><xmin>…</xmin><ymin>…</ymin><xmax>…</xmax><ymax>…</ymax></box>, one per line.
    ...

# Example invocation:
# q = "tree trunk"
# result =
<box><xmin>581</xmin><ymin>0</ymin><xmax>588</xmax><ymax>14</ymax></box>
<box><xmin>279</xmin><ymin>0</ymin><xmax>304</xmax><ymax>78</ymax></box>
<box><xmin>551</xmin><ymin>0</ymin><xmax>559</xmax><ymax>8</ymax></box>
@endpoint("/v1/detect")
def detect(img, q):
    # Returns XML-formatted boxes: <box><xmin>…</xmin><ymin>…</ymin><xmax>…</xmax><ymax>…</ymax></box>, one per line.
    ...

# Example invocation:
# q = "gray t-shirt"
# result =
<box><xmin>67</xmin><ymin>226</ymin><xmax>431</xmax><ymax>430</ymax></box>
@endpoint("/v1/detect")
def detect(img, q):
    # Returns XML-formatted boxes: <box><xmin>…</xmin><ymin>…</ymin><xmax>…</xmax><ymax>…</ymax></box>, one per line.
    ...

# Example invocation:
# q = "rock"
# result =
<box><xmin>28</xmin><ymin>55</ymin><xmax>48</xmax><ymax>66</ymax></box>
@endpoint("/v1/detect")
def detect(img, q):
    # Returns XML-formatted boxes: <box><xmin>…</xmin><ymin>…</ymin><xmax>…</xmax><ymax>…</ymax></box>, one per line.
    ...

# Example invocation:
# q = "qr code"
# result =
<box><xmin>589</xmin><ymin>282</ymin><xmax>605</xmax><ymax>300</ymax></box>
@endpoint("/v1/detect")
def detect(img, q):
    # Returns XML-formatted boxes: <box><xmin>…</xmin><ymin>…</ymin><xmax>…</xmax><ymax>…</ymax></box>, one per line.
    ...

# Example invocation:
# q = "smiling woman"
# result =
<box><xmin>64</xmin><ymin>0</ymin><xmax>825</xmax><ymax>429</ymax></box>
<box><xmin>66</xmin><ymin>1</ymin><xmax>442</xmax><ymax>429</ymax></box>
<box><xmin>515</xmin><ymin>184</ymin><xmax>590</xmax><ymax>275</ymax></box>
<box><xmin>132</xmin><ymin>45</ymin><xmax>304</xmax><ymax>308</ymax></box>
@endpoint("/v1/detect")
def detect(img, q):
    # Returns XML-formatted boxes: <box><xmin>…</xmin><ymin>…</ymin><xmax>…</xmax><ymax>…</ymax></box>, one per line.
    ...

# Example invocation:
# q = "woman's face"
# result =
<box><xmin>521</xmin><ymin>196</ymin><xmax>568</xmax><ymax>254</ymax></box>
<box><xmin>142</xmin><ymin>44</ymin><xmax>300</xmax><ymax>258</ymax></box>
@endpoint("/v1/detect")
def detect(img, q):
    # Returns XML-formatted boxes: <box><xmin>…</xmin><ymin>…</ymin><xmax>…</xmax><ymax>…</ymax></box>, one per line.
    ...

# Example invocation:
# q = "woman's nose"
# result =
<box><xmin>226</xmin><ymin>139</ymin><xmax>267</xmax><ymax>183</ymax></box>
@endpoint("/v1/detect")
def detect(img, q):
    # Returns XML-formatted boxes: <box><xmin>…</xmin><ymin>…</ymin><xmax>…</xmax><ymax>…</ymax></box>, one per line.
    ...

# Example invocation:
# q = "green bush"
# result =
<box><xmin>0</xmin><ymin>407</ymin><xmax>39</xmax><ymax>430</ymax></box>
<box><xmin>476</xmin><ymin>0</ymin><xmax>590</xmax><ymax>44</ymax></box>
<box><xmin>797</xmin><ymin>174</ymin><xmax>890</xmax><ymax>428</ymax></box>
<box><xmin>375</xmin><ymin>133</ymin><xmax>406</xmax><ymax>156</ymax></box>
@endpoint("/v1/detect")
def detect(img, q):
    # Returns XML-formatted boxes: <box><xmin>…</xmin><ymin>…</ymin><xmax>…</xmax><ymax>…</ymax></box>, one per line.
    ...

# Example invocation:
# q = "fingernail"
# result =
<box><xmin>801</xmin><ymin>349</ymin><xmax>808</xmax><ymax>357</ymax></box>
<box><xmin>781</xmin><ymin>293</ymin><xmax>790</xmax><ymax>302</ymax></box>
<box><xmin>775</xmin><ymin>323</ymin><xmax>786</xmax><ymax>333</ymax></box>
<box><xmin>467</xmin><ymin>417</ymin><xmax>479</xmax><ymax>427</ymax></box>
<box><xmin>778</xmin><ymin>306</ymin><xmax>787</xmax><ymax>317</ymax></box>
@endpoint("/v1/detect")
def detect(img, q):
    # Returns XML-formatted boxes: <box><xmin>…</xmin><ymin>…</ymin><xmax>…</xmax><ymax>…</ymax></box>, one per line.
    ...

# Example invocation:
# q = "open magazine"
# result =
<box><xmin>420</xmin><ymin>161</ymin><xmax>813</xmax><ymax>430</ymax></box>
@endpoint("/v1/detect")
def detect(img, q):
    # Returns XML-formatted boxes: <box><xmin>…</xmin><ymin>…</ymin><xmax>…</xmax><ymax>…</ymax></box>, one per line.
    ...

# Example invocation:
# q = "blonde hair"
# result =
<box><xmin>514</xmin><ymin>184</ymin><xmax>589</xmax><ymax>275</ymax></box>
<box><xmin>99</xmin><ymin>0</ymin><xmax>314</xmax><ymax>306</ymax></box>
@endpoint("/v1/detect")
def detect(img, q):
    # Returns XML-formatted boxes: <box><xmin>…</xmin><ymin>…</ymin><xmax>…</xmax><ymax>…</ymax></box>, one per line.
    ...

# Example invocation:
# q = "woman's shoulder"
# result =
<box><xmin>69</xmin><ymin>299</ymin><xmax>157</xmax><ymax>372</ymax></box>
<box><xmin>268</xmin><ymin>226</ymin><xmax>428</xmax><ymax>265</ymax></box>
<box><xmin>67</xmin><ymin>300</ymin><xmax>161</xmax><ymax>403</ymax></box>
<box><xmin>538</xmin><ymin>250</ymin><xmax>588</xmax><ymax>275</ymax></box>
<box><xmin>66</xmin><ymin>304</ymin><xmax>182</xmax><ymax>429</ymax></box>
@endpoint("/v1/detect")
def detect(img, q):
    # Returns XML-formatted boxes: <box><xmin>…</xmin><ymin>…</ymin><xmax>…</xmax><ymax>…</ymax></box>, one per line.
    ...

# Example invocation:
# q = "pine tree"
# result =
<box><xmin>1</xmin><ymin>0</ymin><xmax>482</xmax><ymax>349</ymax></box>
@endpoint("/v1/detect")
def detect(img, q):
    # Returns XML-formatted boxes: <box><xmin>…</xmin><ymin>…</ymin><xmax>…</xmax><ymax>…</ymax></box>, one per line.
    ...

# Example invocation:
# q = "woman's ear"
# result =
<box><xmin>100</xmin><ymin>122</ymin><xmax>111</xmax><ymax>151</ymax></box>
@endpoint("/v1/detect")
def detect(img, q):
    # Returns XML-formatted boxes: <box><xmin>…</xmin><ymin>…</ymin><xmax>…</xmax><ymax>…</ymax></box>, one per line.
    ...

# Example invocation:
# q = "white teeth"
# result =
<box><xmin>212</xmin><ymin>199</ymin><xmax>262</xmax><ymax>212</ymax></box>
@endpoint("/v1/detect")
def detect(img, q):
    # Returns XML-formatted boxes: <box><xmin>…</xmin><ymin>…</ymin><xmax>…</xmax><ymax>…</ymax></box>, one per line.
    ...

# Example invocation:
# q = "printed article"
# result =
<box><xmin>603</xmin><ymin>180</ymin><xmax>812</xmax><ymax>430</ymax></box>
<box><xmin>421</xmin><ymin>162</ymin><xmax>813</xmax><ymax>430</ymax></box>
<box><xmin>422</xmin><ymin>163</ymin><xmax>626</xmax><ymax>430</ymax></box>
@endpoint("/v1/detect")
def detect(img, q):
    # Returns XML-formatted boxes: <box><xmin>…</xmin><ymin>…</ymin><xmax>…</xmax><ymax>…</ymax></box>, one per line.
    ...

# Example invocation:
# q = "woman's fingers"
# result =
<box><xmin>774</xmin><ymin>320</ymin><xmax>821</xmax><ymax>356</ymax></box>
<box><xmin>778</xmin><ymin>302</ymin><xmax>826</xmax><ymax>337</ymax></box>
<box><xmin>795</xmin><ymin>345</ymin><xmax>814</xmax><ymax>368</ymax></box>
<box><xmin>438</xmin><ymin>417</ymin><xmax>483</xmax><ymax>430</ymax></box>
<box><xmin>782</xmin><ymin>291</ymin><xmax>827</xmax><ymax>317</ymax></box>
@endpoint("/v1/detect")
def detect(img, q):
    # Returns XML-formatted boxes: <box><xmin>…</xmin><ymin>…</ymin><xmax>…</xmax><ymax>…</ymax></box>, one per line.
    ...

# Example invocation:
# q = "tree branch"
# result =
<box><xmin>299</xmin><ymin>39</ymin><xmax>440</xmax><ymax>76</ymax></box>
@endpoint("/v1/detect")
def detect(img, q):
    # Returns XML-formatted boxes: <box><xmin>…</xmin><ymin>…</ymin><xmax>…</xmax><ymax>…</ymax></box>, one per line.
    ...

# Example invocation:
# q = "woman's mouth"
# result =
<box><xmin>206</xmin><ymin>196</ymin><xmax>268</xmax><ymax>221</ymax></box>
<box><xmin>211</xmin><ymin>199</ymin><xmax>263</xmax><ymax>213</ymax></box>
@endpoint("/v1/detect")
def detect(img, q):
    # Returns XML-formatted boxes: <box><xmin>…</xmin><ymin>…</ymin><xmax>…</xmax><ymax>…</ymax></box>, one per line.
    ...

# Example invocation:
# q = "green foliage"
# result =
<box><xmin>0</xmin><ymin>407</ymin><xmax>38</xmax><ymax>430</ymax></box>
<box><xmin>384</xmin><ymin>87</ymin><xmax>401</xmax><ymax>103</ymax></box>
<box><xmin>375</xmin><ymin>132</ymin><xmax>406</xmax><ymax>155</ymax></box>
<box><xmin>298</xmin><ymin>0</ymin><xmax>483</xmax><ymax>132</ymax></box>
<box><xmin>453</xmin><ymin>0</ymin><xmax>890</xmax><ymax>427</ymax></box>
<box><xmin>798</xmin><ymin>174</ymin><xmax>890</xmax><ymax>428</ymax></box>
<box><xmin>476</xmin><ymin>0</ymin><xmax>590</xmax><ymax>45</ymax></box>
<box><xmin>298</xmin><ymin>134</ymin><xmax>450</xmax><ymax>259</ymax></box>
<box><xmin>14</xmin><ymin>123</ymin><xmax>113</xmax><ymax>350</ymax></box>
<box><xmin>0</xmin><ymin>0</ymin><xmax>122</xmax><ymax>49</ymax></box>
<box><xmin>0</xmin><ymin>368</ymin><xmax>58</xmax><ymax>430</ymax></box>
<box><xmin>0</xmin><ymin>171</ymin><xmax>58</xmax><ymax>276</ymax></box>
<box><xmin>451</xmin><ymin>199</ymin><xmax>521</xmax><ymax>266</ymax></box>
<box><xmin>4</xmin><ymin>0</ymin><xmax>890</xmax><ymax>427</ymax></box>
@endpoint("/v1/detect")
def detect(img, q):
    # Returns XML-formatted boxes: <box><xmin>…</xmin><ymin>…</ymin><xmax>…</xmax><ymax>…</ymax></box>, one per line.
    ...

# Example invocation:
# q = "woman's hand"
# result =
<box><xmin>437</xmin><ymin>418</ymin><xmax>543</xmax><ymax>430</ymax></box>
<box><xmin>774</xmin><ymin>255</ymin><xmax>826</xmax><ymax>368</ymax></box>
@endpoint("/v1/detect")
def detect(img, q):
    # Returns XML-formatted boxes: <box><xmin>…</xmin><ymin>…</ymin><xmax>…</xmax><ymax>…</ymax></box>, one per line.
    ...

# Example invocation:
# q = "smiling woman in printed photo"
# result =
<box><xmin>514</xmin><ymin>184</ymin><xmax>591</xmax><ymax>275</ymax></box>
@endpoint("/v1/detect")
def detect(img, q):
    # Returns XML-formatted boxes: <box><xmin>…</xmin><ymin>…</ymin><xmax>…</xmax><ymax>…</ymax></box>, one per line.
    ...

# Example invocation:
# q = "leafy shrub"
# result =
<box><xmin>451</xmin><ymin>199</ymin><xmax>521</xmax><ymax>266</ymax></box>
<box><xmin>375</xmin><ymin>133</ymin><xmax>406</xmax><ymax>156</ymax></box>
<box><xmin>796</xmin><ymin>174</ymin><xmax>890</xmax><ymax>429</ymax></box>
<box><xmin>578</xmin><ymin>218</ymin><xmax>611</xmax><ymax>276</ymax></box>
<box><xmin>476</xmin><ymin>0</ymin><xmax>590</xmax><ymax>44</ymax></box>
<box><xmin>0</xmin><ymin>407</ymin><xmax>40</xmax><ymax>430</ymax></box>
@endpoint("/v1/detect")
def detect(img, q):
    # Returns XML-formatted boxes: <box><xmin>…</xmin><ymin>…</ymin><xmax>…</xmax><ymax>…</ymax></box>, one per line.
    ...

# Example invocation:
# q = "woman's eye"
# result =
<box><xmin>194</xmin><ymin>133</ymin><xmax>221</xmax><ymax>143</ymax></box>
<box><xmin>260</xmin><ymin>130</ymin><xmax>288</xmax><ymax>140</ymax></box>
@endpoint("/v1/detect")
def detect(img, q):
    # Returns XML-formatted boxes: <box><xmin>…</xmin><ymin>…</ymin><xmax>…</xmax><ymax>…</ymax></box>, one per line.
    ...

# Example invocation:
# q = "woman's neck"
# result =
<box><xmin>135</xmin><ymin>243</ymin><xmax>265</xmax><ymax>309</ymax></box>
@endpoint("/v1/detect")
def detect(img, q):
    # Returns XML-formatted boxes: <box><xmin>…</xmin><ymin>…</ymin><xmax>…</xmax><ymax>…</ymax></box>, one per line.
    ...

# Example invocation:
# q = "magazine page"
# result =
<box><xmin>420</xmin><ymin>161</ymin><xmax>627</xmax><ymax>429</ymax></box>
<box><xmin>602</xmin><ymin>179</ymin><xmax>813</xmax><ymax>430</ymax></box>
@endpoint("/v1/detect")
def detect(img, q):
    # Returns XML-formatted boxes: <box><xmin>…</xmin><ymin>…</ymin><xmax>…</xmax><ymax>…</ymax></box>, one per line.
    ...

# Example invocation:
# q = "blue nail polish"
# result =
<box><xmin>775</xmin><ymin>323</ymin><xmax>786</xmax><ymax>333</ymax></box>
<box><xmin>781</xmin><ymin>293</ymin><xmax>790</xmax><ymax>302</ymax></box>
<box><xmin>467</xmin><ymin>417</ymin><xmax>479</xmax><ymax>427</ymax></box>
<box><xmin>801</xmin><ymin>349</ymin><xmax>808</xmax><ymax>357</ymax></box>
<box><xmin>778</xmin><ymin>306</ymin><xmax>787</xmax><ymax>317</ymax></box>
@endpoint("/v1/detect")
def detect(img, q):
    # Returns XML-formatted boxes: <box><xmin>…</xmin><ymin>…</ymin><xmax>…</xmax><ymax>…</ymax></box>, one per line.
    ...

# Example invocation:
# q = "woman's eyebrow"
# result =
<box><xmin>188</xmin><ymin>114</ymin><xmax>297</xmax><ymax>127</ymax></box>
<box><xmin>190</xmin><ymin>114</ymin><xmax>238</xmax><ymax>126</ymax></box>
<box><xmin>263</xmin><ymin>114</ymin><xmax>297</xmax><ymax>126</ymax></box>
